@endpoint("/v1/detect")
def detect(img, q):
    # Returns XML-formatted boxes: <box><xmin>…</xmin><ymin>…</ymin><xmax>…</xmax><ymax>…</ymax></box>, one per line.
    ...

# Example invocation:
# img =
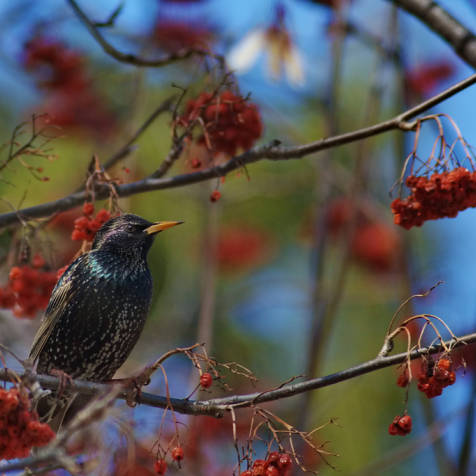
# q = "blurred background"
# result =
<box><xmin>1</xmin><ymin>0</ymin><xmax>476</xmax><ymax>474</ymax></box>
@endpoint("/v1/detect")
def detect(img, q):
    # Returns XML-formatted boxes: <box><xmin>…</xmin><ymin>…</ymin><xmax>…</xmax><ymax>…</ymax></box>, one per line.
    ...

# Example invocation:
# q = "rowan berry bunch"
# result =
<box><xmin>396</xmin><ymin>357</ymin><xmax>456</xmax><ymax>400</ymax></box>
<box><xmin>0</xmin><ymin>386</ymin><xmax>55</xmax><ymax>460</ymax></box>
<box><xmin>23</xmin><ymin>36</ymin><xmax>86</xmax><ymax>91</ymax></box>
<box><xmin>405</xmin><ymin>60</ymin><xmax>454</xmax><ymax>97</ymax></box>
<box><xmin>23</xmin><ymin>36</ymin><xmax>116</xmax><ymax>135</ymax></box>
<box><xmin>179</xmin><ymin>89</ymin><xmax>263</xmax><ymax>157</ymax></box>
<box><xmin>0</xmin><ymin>254</ymin><xmax>57</xmax><ymax>318</ymax></box>
<box><xmin>216</xmin><ymin>225</ymin><xmax>270</xmax><ymax>272</ymax></box>
<box><xmin>417</xmin><ymin>357</ymin><xmax>456</xmax><ymax>398</ymax></box>
<box><xmin>153</xmin><ymin>18</ymin><xmax>214</xmax><ymax>53</ymax></box>
<box><xmin>388</xmin><ymin>414</ymin><xmax>412</xmax><ymax>436</ymax></box>
<box><xmin>152</xmin><ymin>445</ymin><xmax>184</xmax><ymax>474</ymax></box>
<box><xmin>391</xmin><ymin>167</ymin><xmax>476</xmax><ymax>229</ymax></box>
<box><xmin>324</xmin><ymin>198</ymin><xmax>400</xmax><ymax>272</ymax></box>
<box><xmin>71</xmin><ymin>202</ymin><xmax>111</xmax><ymax>242</ymax></box>
<box><xmin>241</xmin><ymin>451</ymin><xmax>292</xmax><ymax>476</ymax></box>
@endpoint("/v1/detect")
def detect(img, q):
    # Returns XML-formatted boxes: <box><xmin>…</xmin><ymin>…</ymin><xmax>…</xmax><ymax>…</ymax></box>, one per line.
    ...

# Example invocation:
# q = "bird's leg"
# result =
<box><xmin>108</xmin><ymin>373</ymin><xmax>150</xmax><ymax>407</ymax></box>
<box><xmin>49</xmin><ymin>369</ymin><xmax>74</xmax><ymax>399</ymax></box>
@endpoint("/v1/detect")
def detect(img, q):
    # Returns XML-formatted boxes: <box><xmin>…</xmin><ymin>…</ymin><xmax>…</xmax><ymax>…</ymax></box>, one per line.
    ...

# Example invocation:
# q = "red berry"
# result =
<box><xmin>398</xmin><ymin>415</ymin><xmax>412</xmax><ymax>432</ymax></box>
<box><xmin>190</xmin><ymin>157</ymin><xmax>202</xmax><ymax>169</ymax></box>
<box><xmin>200</xmin><ymin>372</ymin><xmax>213</xmax><ymax>388</ymax></box>
<box><xmin>252</xmin><ymin>460</ymin><xmax>267</xmax><ymax>475</ymax></box>
<box><xmin>266</xmin><ymin>451</ymin><xmax>280</xmax><ymax>465</ymax></box>
<box><xmin>396</xmin><ymin>370</ymin><xmax>409</xmax><ymax>387</ymax></box>
<box><xmin>210</xmin><ymin>190</ymin><xmax>221</xmax><ymax>202</ymax></box>
<box><xmin>83</xmin><ymin>202</ymin><xmax>94</xmax><ymax>216</ymax></box>
<box><xmin>388</xmin><ymin>422</ymin><xmax>399</xmax><ymax>435</ymax></box>
<box><xmin>277</xmin><ymin>453</ymin><xmax>292</xmax><ymax>470</ymax></box>
<box><xmin>171</xmin><ymin>446</ymin><xmax>184</xmax><ymax>461</ymax></box>
<box><xmin>266</xmin><ymin>466</ymin><xmax>279</xmax><ymax>476</ymax></box>
<box><xmin>9</xmin><ymin>267</ymin><xmax>22</xmax><ymax>280</ymax></box>
<box><xmin>437</xmin><ymin>358</ymin><xmax>452</xmax><ymax>371</ymax></box>
<box><xmin>154</xmin><ymin>458</ymin><xmax>167</xmax><ymax>475</ymax></box>
<box><xmin>32</xmin><ymin>254</ymin><xmax>45</xmax><ymax>268</ymax></box>
<box><xmin>241</xmin><ymin>471</ymin><xmax>252</xmax><ymax>476</ymax></box>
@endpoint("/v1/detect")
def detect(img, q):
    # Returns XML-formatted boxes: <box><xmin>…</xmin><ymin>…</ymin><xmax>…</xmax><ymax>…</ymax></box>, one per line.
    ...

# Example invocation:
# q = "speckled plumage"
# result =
<box><xmin>30</xmin><ymin>214</ymin><xmax>180</xmax><ymax>383</ymax></box>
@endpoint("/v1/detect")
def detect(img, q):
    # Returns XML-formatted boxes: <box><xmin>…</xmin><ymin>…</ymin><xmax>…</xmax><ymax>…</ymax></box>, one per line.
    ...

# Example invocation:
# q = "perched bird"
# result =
<box><xmin>29</xmin><ymin>214</ymin><xmax>182</xmax><ymax>428</ymax></box>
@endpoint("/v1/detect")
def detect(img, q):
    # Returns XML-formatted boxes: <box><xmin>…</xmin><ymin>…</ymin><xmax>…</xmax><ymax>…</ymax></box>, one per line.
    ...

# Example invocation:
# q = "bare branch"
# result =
<box><xmin>0</xmin><ymin>72</ymin><xmax>475</xmax><ymax>229</ymax></box>
<box><xmin>65</xmin><ymin>0</ymin><xmax>223</xmax><ymax>67</ymax></box>
<box><xmin>92</xmin><ymin>2</ymin><xmax>123</xmax><ymax>28</ymax></box>
<box><xmin>390</xmin><ymin>0</ymin><xmax>476</xmax><ymax>68</ymax></box>
<box><xmin>1</xmin><ymin>331</ymin><xmax>475</xmax><ymax>418</ymax></box>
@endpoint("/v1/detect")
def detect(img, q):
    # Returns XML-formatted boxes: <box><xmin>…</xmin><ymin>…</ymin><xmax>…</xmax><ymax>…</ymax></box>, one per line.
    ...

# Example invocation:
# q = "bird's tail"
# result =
<box><xmin>36</xmin><ymin>392</ymin><xmax>91</xmax><ymax>433</ymax></box>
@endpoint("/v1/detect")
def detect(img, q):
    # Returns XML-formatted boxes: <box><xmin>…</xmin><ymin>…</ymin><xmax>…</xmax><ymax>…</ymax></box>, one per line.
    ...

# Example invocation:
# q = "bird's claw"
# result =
<box><xmin>110</xmin><ymin>376</ymin><xmax>144</xmax><ymax>407</ymax></box>
<box><xmin>49</xmin><ymin>369</ymin><xmax>74</xmax><ymax>398</ymax></box>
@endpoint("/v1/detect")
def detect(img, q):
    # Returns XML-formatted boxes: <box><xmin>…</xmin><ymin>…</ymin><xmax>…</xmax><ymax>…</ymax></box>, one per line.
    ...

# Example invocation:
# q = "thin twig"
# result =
<box><xmin>65</xmin><ymin>0</ymin><xmax>224</xmax><ymax>68</ymax></box>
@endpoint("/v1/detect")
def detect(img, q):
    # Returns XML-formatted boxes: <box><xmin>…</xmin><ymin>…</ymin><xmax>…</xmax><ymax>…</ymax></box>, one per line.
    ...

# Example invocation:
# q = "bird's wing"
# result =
<box><xmin>29</xmin><ymin>256</ymin><xmax>84</xmax><ymax>362</ymax></box>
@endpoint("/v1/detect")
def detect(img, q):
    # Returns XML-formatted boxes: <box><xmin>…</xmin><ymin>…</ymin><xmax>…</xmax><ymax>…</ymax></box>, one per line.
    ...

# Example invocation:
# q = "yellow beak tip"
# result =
<box><xmin>145</xmin><ymin>221</ymin><xmax>184</xmax><ymax>235</ymax></box>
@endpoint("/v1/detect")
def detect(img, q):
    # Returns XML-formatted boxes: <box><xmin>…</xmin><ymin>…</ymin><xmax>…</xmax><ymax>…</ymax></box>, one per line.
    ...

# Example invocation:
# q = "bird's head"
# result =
<box><xmin>92</xmin><ymin>214</ymin><xmax>183</xmax><ymax>257</ymax></box>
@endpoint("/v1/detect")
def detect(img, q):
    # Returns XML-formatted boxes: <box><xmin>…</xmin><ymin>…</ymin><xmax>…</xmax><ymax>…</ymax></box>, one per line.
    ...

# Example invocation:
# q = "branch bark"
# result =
<box><xmin>2</xmin><ymin>331</ymin><xmax>475</xmax><ymax>417</ymax></box>
<box><xmin>65</xmin><ymin>0</ymin><xmax>223</xmax><ymax>68</ymax></box>
<box><xmin>1</xmin><ymin>72</ymin><xmax>475</xmax><ymax>230</ymax></box>
<box><xmin>390</xmin><ymin>0</ymin><xmax>476</xmax><ymax>68</ymax></box>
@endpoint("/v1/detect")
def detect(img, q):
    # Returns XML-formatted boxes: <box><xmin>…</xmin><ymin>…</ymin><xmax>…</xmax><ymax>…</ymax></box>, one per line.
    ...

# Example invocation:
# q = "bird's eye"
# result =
<box><xmin>126</xmin><ymin>225</ymin><xmax>138</xmax><ymax>233</ymax></box>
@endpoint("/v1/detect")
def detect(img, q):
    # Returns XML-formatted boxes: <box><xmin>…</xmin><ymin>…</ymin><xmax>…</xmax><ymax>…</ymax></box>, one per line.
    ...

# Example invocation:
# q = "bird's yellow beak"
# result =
<box><xmin>144</xmin><ymin>221</ymin><xmax>184</xmax><ymax>235</ymax></box>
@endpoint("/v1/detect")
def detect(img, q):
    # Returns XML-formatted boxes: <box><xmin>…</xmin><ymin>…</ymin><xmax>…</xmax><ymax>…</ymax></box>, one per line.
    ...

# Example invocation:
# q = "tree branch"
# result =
<box><xmin>389</xmin><ymin>0</ymin><xmax>476</xmax><ymax>68</ymax></box>
<box><xmin>65</xmin><ymin>0</ymin><xmax>223</xmax><ymax>68</ymax></box>
<box><xmin>1</xmin><ymin>331</ymin><xmax>475</xmax><ymax>417</ymax></box>
<box><xmin>0</xmin><ymin>72</ymin><xmax>475</xmax><ymax>229</ymax></box>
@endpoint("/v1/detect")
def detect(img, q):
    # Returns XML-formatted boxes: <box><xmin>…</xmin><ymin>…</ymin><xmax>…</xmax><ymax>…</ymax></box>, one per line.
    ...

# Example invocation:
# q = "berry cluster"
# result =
<box><xmin>417</xmin><ymin>358</ymin><xmax>456</xmax><ymax>399</ymax></box>
<box><xmin>153</xmin><ymin>18</ymin><xmax>214</xmax><ymax>53</ymax></box>
<box><xmin>405</xmin><ymin>60</ymin><xmax>454</xmax><ymax>97</ymax></box>
<box><xmin>325</xmin><ymin>198</ymin><xmax>400</xmax><ymax>272</ymax></box>
<box><xmin>216</xmin><ymin>226</ymin><xmax>269</xmax><ymax>272</ymax></box>
<box><xmin>152</xmin><ymin>446</ymin><xmax>184</xmax><ymax>474</ymax></box>
<box><xmin>180</xmin><ymin>90</ymin><xmax>263</xmax><ymax>157</ymax></box>
<box><xmin>396</xmin><ymin>358</ymin><xmax>456</xmax><ymax>399</ymax></box>
<box><xmin>23</xmin><ymin>36</ymin><xmax>85</xmax><ymax>91</ymax></box>
<box><xmin>23</xmin><ymin>36</ymin><xmax>115</xmax><ymax>136</ymax></box>
<box><xmin>391</xmin><ymin>167</ymin><xmax>476</xmax><ymax>229</ymax></box>
<box><xmin>388</xmin><ymin>414</ymin><xmax>412</xmax><ymax>436</ymax></box>
<box><xmin>0</xmin><ymin>255</ymin><xmax>57</xmax><ymax>318</ymax></box>
<box><xmin>351</xmin><ymin>222</ymin><xmax>400</xmax><ymax>272</ymax></box>
<box><xmin>71</xmin><ymin>203</ymin><xmax>111</xmax><ymax>242</ymax></box>
<box><xmin>0</xmin><ymin>387</ymin><xmax>55</xmax><ymax>460</ymax></box>
<box><xmin>242</xmin><ymin>452</ymin><xmax>292</xmax><ymax>476</ymax></box>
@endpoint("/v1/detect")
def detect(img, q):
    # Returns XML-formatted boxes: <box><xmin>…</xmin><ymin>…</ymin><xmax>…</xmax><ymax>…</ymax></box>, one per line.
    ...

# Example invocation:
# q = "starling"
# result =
<box><xmin>29</xmin><ymin>214</ymin><xmax>182</xmax><ymax>426</ymax></box>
